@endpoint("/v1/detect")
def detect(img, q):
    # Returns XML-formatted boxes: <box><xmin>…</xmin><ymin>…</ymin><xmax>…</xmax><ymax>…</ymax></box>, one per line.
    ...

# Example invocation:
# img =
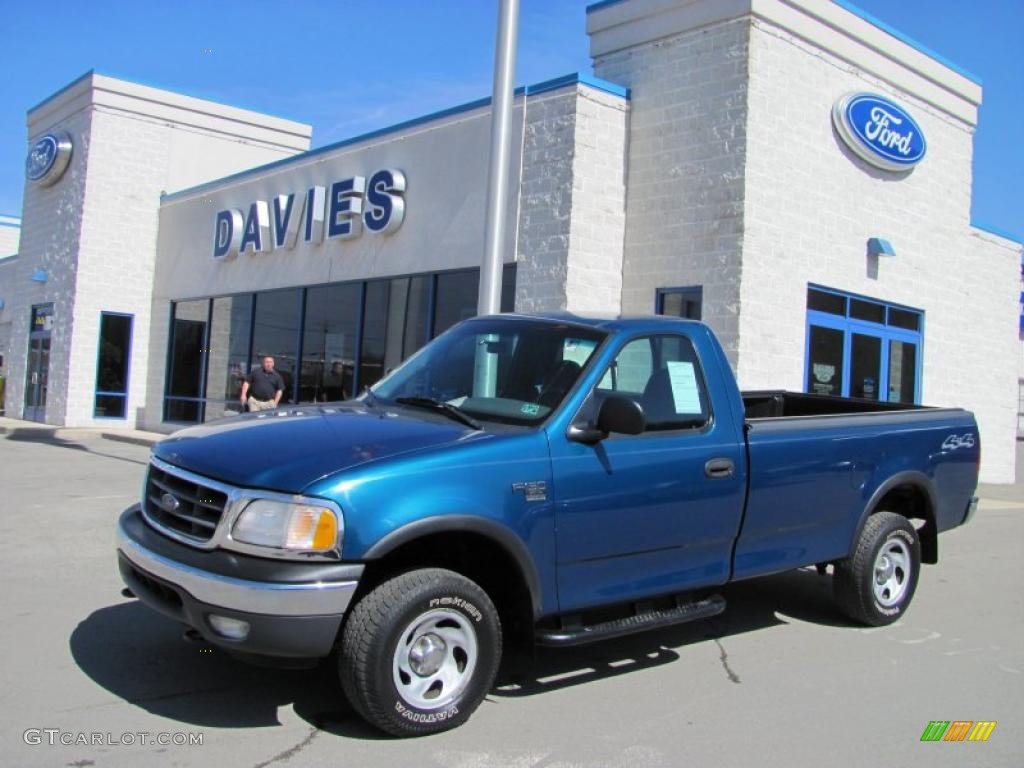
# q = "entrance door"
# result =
<box><xmin>24</xmin><ymin>336</ymin><xmax>50</xmax><ymax>422</ymax></box>
<box><xmin>24</xmin><ymin>304</ymin><xmax>53</xmax><ymax>422</ymax></box>
<box><xmin>805</xmin><ymin>288</ymin><xmax>922</xmax><ymax>404</ymax></box>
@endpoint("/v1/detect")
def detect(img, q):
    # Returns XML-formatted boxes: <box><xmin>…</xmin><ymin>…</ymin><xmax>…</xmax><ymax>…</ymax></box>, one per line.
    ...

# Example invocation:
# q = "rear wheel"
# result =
<box><xmin>834</xmin><ymin>511</ymin><xmax>920</xmax><ymax>626</ymax></box>
<box><xmin>338</xmin><ymin>568</ymin><xmax>501</xmax><ymax>736</ymax></box>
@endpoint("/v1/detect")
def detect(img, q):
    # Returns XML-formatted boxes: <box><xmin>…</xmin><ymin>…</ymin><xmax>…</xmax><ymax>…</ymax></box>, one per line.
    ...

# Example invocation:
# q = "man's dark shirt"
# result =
<box><xmin>247</xmin><ymin>368</ymin><xmax>285</xmax><ymax>400</ymax></box>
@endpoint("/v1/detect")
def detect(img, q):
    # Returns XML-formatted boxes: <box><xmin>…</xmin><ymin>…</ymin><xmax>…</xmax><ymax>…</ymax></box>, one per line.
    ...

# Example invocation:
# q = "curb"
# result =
<box><xmin>99</xmin><ymin>432</ymin><xmax>161</xmax><ymax>448</ymax></box>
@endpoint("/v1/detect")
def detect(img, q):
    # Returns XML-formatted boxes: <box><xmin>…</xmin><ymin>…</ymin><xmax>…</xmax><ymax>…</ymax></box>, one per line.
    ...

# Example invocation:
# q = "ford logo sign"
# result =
<box><xmin>832</xmin><ymin>93</ymin><xmax>926</xmax><ymax>173</ymax></box>
<box><xmin>25</xmin><ymin>131</ymin><xmax>73</xmax><ymax>186</ymax></box>
<box><xmin>160</xmin><ymin>492</ymin><xmax>181</xmax><ymax>513</ymax></box>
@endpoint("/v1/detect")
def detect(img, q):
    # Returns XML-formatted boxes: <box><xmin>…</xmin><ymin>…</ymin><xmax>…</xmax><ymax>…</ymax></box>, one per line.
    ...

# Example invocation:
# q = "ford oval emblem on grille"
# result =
<box><xmin>160</xmin><ymin>492</ymin><xmax>181</xmax><ymax>512</ymax></box>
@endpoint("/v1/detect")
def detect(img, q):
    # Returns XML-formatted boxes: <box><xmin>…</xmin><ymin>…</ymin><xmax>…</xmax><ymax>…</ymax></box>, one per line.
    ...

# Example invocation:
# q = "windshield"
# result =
<box><xmin>370</xmin><ymin>317</ymin><xmax>606</xmax><ymax>426</ymax></box>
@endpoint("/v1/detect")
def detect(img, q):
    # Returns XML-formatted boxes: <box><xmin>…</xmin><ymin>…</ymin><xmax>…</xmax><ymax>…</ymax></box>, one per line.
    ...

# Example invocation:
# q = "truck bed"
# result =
<box><xmin>733</xmin><ymin>390</ymin><xmax>976</xmax><ymax>583</ymax></box>
<box><xmin>742</xmin><ymin>390</ymin><xmax>925</xmax><ymax>419</ymax></box>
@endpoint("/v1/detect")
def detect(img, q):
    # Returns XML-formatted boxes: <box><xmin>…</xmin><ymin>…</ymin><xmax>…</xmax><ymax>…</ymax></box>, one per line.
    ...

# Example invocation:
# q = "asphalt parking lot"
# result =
<box><xmin>1</xmin><ymin>423</ymin><xmax>1021</xmax><ymax>767</ymax></box>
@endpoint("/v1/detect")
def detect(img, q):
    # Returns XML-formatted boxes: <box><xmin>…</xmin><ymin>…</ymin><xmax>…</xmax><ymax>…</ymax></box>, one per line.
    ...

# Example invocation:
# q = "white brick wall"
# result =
<box><xmin>515</xmin><ymin>84</ymin><xmax>628</xmax><ymax>314</ymax></box>
<box><xmin>0</xmin><ymin>74</ymin><xmax>310</xmax><ymax>430</ymax></box>
<box><xmin>3</xmin><ymin>107</ymin><xmax>94</xmax><ymax>427</ymax></box>
<box><xmin>739</xmin><ymin>19</ymin><xmax>1021</xmax><ymax>482</ymax></box>
<box><xmin>588</xmin><ymin>0</ymin><xmax>1020</xmax><ymax>482</ymax></box>
<box><xmin>515</xmin><ymin>91</ymin><xmax>577</xmax><ymax>312</ymax></box>
<box><xmin>593</xmin><ymin>18</ymin><xmax>751</xmax><ymax>362</ymax></box>
<box><xmin>565</xmin><ymin>88</ymin><xmax>628</xmax><ymax>313</ymax></box>
<box><xmin>0</xmin><ymin>220</ymin><xmax>19</xmax><ymax>257</ymax></box>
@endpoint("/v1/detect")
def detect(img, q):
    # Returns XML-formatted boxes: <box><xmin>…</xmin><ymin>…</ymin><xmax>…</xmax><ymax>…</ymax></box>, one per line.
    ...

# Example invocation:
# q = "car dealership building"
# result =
<box><xmin>0</xmin><ymin>0</ymin><xmax>1020</xmax><ymax>481</ymax></box>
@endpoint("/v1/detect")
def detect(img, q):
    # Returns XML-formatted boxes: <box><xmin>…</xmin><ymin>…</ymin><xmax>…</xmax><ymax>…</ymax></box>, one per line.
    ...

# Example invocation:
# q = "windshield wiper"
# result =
<box><xmin>395</xmin><ymin>396</ymin><xmax>482</xmax><ymax>430</ymax></box>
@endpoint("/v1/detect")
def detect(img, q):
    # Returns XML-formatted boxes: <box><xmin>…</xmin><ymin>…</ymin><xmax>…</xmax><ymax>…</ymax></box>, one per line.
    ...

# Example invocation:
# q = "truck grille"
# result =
<box><xmin>143</xmin><ymin>462</ymin><xmax>229</xmax><ymax>544</ymax></box>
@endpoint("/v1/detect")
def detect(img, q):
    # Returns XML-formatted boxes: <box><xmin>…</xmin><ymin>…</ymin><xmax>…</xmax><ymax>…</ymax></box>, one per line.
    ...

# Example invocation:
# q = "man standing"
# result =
<box><xmin>240</xmin><ymin>355</ymin><xmax>285</xmax><ymax>412</ymax></box>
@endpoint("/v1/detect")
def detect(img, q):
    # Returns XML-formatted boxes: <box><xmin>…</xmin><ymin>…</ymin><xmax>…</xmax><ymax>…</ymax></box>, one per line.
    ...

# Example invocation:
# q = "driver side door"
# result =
<box><xmin>549</xmin><ymin>333</ymin><xmax>746</xmax><ymax>612</ymax></box>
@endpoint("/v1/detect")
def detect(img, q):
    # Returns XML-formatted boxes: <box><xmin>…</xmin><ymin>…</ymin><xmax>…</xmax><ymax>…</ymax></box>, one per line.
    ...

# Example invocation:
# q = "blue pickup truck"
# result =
<box><xmin>117</xmin><ymin>313</ymin><xmax>979</xmax><ymax>735</ymax></box>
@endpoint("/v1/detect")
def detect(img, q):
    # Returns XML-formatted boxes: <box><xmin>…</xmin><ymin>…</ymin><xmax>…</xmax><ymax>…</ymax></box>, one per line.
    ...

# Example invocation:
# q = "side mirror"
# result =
<box><xmin>568</xmin><ymin>395</ymin><xmax>646</xmax><ymax>445</ymax></box>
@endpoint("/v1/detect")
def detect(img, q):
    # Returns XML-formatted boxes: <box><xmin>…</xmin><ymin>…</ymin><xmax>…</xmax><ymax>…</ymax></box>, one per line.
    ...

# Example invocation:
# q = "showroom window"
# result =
<box><xmin>250</xmin><ymin>288</ymin><xmax>302</xmax><ymax>403</ymax></box>
<box><xmin>301</xmin><ymin>283</ymin><xmax>361</xmax><ymax>403</ymax></box>
<box><xmin>162</xmin><ymin>265</ymin><xmax>517</xmax><ymax>422</ymax></box>
<box><xmin>94</xmin><ymin>312</ymin><xmax>133</xmax><ymax>418</ymax></box>
<box><xmin>204</xmin><ymin>294</ymin><xmax>253</xmax><ymax>421</ymax></box>
<box><xmin>164</xmin><ymin>300</ymin><xmax>210</xmax><ymax>422</ymax></box>
<box><xmin>805</xmin><ymin>286</ymin><xmax>923</xmax><ymax>404</ymax></box>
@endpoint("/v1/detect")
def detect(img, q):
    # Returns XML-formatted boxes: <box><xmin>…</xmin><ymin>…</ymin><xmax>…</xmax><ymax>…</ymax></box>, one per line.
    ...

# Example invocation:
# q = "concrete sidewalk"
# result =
<box><xmin>0</xmin><ymin>415</ymin><xmax>167</xmax><ymax>448</ymax></box>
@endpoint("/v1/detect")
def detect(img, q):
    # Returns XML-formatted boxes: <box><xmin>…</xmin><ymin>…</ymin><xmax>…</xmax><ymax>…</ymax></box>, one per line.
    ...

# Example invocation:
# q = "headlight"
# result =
<box><xmin>232</xmin><ymin>499</ymin><xmax>339</xmax><ymax>552</ymax></box>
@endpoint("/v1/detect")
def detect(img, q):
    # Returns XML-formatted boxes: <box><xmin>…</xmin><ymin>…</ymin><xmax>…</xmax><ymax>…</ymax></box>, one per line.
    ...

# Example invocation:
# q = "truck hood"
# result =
<box><xmin>152</xmin><ymin>404</ymin><xmax>484</xmax><ymax>493</ymax></box>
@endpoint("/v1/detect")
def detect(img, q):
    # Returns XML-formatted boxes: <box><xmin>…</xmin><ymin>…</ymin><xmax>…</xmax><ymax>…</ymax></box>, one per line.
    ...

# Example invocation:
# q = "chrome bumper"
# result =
<box><xmin>116</xmin><ymin>515</ymin><xmax>359</xmax><ymax>617</ymax></box>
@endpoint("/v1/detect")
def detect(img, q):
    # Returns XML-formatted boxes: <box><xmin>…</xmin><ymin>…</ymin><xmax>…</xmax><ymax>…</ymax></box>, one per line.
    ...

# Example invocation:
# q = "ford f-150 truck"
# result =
<box><xmin>116</xmin><ymin>313</ymin><xmax>979</xmax><ymax>735</ymax></box>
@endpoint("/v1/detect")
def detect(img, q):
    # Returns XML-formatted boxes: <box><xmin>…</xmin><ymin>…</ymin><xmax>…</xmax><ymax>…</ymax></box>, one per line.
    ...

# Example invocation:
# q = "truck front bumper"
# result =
<box><xmin>117</xmin><ymin>505</ymin><xmax>363</xmax><ymax>659</ymax></box>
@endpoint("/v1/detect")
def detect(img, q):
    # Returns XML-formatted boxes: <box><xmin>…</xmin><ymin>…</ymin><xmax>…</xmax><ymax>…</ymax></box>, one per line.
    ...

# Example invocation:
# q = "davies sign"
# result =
<box><xmin>213</xmin><ymin>168</ymin><xmax>406</xmax><ymax>260</ymax></box>
<box><xmin>832</xmin><ymin>93</ymin><xmax>926</xmax><ymax>173</ymax></box>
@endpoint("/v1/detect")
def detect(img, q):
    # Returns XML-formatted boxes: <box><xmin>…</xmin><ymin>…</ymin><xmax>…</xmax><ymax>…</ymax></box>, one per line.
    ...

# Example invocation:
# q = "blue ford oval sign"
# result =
<box><xmin>26</xmin><ymin>131</ymin><xmax>73</xmax><ymax>187</ymax></box>
<box><xmin>832</xmin><ymin>93</ymin><xmax>926</xmax><ymax>172</ymax></box>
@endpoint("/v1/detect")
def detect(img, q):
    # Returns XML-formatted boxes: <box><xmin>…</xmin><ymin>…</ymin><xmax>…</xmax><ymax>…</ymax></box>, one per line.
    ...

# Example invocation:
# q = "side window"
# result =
<box><xmin>597</xmin><ymin>337</ymin><xmax>651</xmax><ymax>394</ymax></box>
<box><xmin>596</xmin><ymin>334</ymin><xmax>711</xmax><ymax>432</ymax></box>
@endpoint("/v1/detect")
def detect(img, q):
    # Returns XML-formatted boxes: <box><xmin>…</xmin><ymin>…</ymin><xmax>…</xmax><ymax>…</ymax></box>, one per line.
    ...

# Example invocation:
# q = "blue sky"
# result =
<box><xmin>0</xmin><ymin>0</ymin><xmax>1020</xmax><ymax>240</ymax></box>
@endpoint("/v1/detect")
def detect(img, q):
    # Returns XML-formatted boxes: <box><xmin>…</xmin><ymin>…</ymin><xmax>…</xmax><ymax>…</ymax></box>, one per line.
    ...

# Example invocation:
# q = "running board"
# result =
<box><xmin>535</xmin><ymin>594</ymin><xmax>726</xmax><ymax>647</ymax></box>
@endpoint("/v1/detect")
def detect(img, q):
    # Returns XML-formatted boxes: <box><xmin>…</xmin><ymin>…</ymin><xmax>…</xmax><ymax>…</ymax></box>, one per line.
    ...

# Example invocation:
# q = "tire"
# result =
<box><xmin>338</xmin><ymin>568</ymin><xmax>502</xmax><ymax>736</ymax></box>
<box><xmin>834</xmin><ymin>511</ymin><xmax>921</xmax><ymax>626</ymax></box>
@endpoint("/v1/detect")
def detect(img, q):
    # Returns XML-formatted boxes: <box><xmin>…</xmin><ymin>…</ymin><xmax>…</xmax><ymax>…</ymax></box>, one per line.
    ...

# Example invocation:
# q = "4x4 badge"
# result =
<box><xmin>942</xmin><ymin>433</ymin><xmax>976</xmax><ymax>451</ymax></box>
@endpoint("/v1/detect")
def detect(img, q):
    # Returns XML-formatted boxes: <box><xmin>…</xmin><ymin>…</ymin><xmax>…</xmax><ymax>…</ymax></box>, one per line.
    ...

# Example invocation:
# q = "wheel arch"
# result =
<box><xmin>359</xmin><ymin>516</ymin><xmax>543</xmax><ymax>639</ymax></box>
<box><xmin>851</xmin><ymin>471</ymin><xmax>939</xmax><ymax>564</ymax></box>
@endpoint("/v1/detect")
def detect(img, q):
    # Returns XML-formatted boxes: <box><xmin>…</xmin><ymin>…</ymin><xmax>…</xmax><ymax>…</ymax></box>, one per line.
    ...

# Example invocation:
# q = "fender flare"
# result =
<box><xmin>362</xmin><ymin>515</ymin><xmax>544</xmax><ymax>617</ymax></box>
<box><xmin>848</xmin><ymin>470</ymin><xmax>938</xmax><ymax>562</ymax></box>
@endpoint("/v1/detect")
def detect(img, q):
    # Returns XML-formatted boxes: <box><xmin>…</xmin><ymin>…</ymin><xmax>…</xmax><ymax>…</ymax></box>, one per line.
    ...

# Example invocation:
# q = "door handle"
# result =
<box><xmin>704</xmin><ymin>458</ymin><xmax>735</xmax><ymax>478</ymax></box>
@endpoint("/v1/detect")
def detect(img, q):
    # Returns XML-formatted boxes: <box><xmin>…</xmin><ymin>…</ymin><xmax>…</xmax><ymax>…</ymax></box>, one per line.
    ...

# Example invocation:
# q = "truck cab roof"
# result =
<box><xmin>476</xmin><ymin>312</ymin><xmax>705</xmax><ymax>334</ymax></box>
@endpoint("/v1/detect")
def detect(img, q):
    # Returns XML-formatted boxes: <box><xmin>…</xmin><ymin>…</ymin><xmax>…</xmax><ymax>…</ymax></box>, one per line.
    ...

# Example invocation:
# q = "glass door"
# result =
<box><xmin>24</xmin><ymin>336</ymin><xmax>50</xmax><ymax>422</ymax></box>
<box><xmin>805</xmin><ymin>288</ymin><xmax>922</xmax><ymax>404</ymax></box>
<box><xmin>806</xmin><ymin>325</ymin><xmax>845</xmax><ymax>396</ymax></box>
<box><xmin>887</xmin><ymin>339</ymin><xmax>918</xmax><ymax>404</ymax></box>
<box><xmin>850</xmin><ymin>333</ymin><xmax>882</xmax><ymax>400</ymax></box>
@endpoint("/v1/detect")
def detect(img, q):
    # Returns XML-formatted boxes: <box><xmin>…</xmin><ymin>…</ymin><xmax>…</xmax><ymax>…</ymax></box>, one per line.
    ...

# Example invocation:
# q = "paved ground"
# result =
<box><xmin>0</xmin><ymin>423</ymin><xmax>1021</xmax><ymax>767</ymax></box>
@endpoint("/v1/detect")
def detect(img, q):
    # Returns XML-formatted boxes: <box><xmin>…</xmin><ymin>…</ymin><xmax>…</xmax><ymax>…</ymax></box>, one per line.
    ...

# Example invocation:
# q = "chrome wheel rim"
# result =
<box><xmin>392</xmin><ymin>608</ymin><xmax>478</xmax><ymax>710</ymax></box>
<box><xmin>873</xmin><ymin>537</ymin><xmax>911</xmax><ymax>607</ymax></box>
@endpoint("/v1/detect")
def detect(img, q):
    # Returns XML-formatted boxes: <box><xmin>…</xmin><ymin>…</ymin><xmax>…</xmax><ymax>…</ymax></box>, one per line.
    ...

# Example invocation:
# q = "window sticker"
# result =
<box><xmin>520</xmin><ymin>403</ymin><xmax>541</xmax><ymax>416</ymax></box>
<box><xmin>666</xmin><ymin>361</ymin><xmax>702</xmax><ymax>414</ymax></box>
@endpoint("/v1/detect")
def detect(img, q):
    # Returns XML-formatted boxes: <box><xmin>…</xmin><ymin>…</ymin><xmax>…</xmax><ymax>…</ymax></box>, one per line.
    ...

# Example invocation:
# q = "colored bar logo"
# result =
<box><xmin>921</xmin><ymin>721</ymin><xmax>997</xmax><ymax>742</ymax></box>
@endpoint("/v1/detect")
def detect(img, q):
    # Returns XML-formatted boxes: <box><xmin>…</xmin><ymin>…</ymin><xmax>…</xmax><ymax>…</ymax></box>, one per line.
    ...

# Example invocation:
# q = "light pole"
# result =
<box><xmin>477</xmin><ymin>0</ymin><xmax>520</xmax><ymax>316</ymax></box>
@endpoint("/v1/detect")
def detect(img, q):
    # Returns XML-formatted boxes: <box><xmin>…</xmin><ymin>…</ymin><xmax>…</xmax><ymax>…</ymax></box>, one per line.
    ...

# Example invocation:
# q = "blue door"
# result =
<box><xmin>549</xmin><ymin>333</ymin><xmax>746</xmax><ymax>612</ymax></box>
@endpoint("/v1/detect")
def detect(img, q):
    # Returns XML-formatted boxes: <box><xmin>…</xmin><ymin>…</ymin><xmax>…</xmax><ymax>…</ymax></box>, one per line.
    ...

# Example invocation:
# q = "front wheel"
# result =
<box><xmin>834</xmin><ymin>511</ymin><xmax>921</xmax><ymax>626</ymax></box>
<box><xmin>338</xmin><ymin>568</ymin><xmax>502</xmax><ymax>736</ymax></box>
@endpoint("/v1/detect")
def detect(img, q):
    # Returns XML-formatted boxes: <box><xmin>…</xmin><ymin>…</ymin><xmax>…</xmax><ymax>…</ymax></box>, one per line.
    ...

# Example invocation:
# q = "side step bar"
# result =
<box><xmin>535</xmin><ymin>594</ymin><xmax>726</xmax><ymax>647</ymax></box>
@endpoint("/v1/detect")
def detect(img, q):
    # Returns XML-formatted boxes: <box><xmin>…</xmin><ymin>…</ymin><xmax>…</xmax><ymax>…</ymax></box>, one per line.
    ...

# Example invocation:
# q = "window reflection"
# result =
<box><xmin>94</xmin><ymin>313</ymin><xmax>133</xmax><ymax>418</ymax></box>
<box><xmin>166</xmin><ymin>299</ymin><xmax>208</xmax><ymax>422</ymax></box>
<box><xmin>163</xmin><ymin>266</ymin><xmax>518</xmax><ymax>422</ymax></box>
<box><xmin>205</xmin><ymin>295</ymin><xmax>252</xmax><ymax>420</ymax></box>
<box><xmin>250</xmin><ymin>289</ymin><xmax>301</xmax><ymax>403</ymax></box>
<box><xmin>301</xmin><ymin>283</ymin><xmax>360</xmax><ymax>402</ymax></box>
